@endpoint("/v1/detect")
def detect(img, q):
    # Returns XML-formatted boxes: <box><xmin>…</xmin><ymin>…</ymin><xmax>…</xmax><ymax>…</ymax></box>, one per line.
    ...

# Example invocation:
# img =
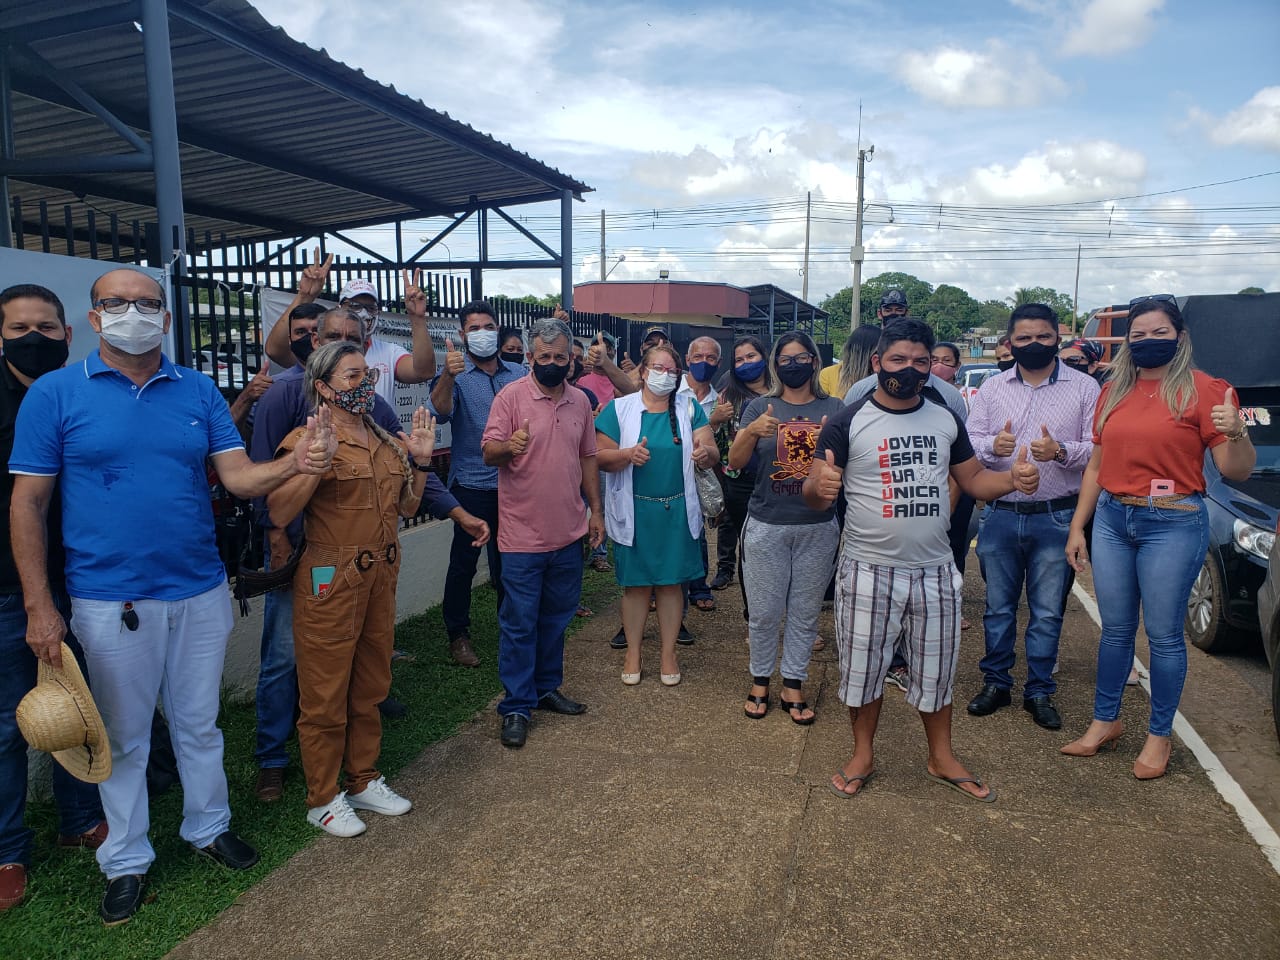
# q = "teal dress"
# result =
<box><xmin>597</xmin><ymin>403</ymin><xmax>708</xmax><ymax>587</ymax></box>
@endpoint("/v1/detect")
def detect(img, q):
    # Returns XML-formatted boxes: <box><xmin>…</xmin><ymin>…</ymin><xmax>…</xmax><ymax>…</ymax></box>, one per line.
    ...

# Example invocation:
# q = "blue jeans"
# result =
<box><xmin>0</xmin><ymin>592</ymin><xmax>103</xmax><ymax>865</ymax></box>
<box><xmin>1090</xmin><ymin>491</ymin><xmax>1208</xmax><ymax>737</ymax></box>
<box><xmin>497</xmin><ymin>543</ymin><xmax>582</xmax><ymax>718</ymax></box>
<box><xmin>443</xmin><ymin>484</ymin><xmax>504</xmax><ymax>639</ymax></box>
<box><xmin>254</xmin><ymin>581</ymin><xmax>296</xmax><ymax>770</ymax></box>
<box><xmin>975</xmin><ymin>505</ymin><xmax>1072</xmax><ymax>698</ymax></box>
<box><xmin>686</xmin><ymin>532</ymin><xmax>712</xmax><ymax>601</ymax></box>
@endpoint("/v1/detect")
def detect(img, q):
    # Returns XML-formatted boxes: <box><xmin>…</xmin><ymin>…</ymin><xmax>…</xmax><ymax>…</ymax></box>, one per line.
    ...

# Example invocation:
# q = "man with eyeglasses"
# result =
<box><xmin>249</xmin><ymin>306</ymin><xmax>485</xmax><ymax>800</ymax></box>
<box><xmin>8</xmin><ymin>268</ymin><xmax>340</xmax><ymax>925</ymax></box>
<box><xmin>263</xmin><ymin>252</ymin><xmax>435</xmax><ymax>406</ymax></box>
<box><xmin>965</xmin><ymin>303</ymin><xmax>1099</xmax><ymax>731</ymax></box>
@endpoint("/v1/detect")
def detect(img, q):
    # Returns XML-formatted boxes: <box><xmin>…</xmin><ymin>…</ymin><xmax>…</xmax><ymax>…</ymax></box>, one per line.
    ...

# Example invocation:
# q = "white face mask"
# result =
<box><xmin>466</xmin><ymin>328</ymin><xmax>498</xmax><ymax>359</ymax></box>
<box><xmin>646</xmin><ymin>369</ymin><xmax>678</xmax><ymax>397</ymax></box>
<box><xmin>98</xmin><ymin>307</ymin><xmax>165</xmax><ymax>355</ymax></box>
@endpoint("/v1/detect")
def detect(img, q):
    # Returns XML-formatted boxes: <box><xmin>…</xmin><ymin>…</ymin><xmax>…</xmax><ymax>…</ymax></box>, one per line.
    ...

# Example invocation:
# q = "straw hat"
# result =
<box><xmin>16</xmin><ymin>642</ymin><xmax>112</xmax><ymax>783</ymax></box>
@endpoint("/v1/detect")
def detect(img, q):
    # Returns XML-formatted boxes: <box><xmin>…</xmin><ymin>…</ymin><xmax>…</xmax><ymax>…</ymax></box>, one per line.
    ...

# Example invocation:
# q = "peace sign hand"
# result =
<box><xmin>298</xmin><ymin>247</ymin><xmax>333</xmax><ymax>301</ymax></box>
<box><xmin>403</xmin><ymin>268</ymin><xmax>427</xmax><ymax>319</ymax></box>
<box><xmin>398</xmin><ymin>406</ymin><xmax>437</xmax><ymax>462</ymax></box>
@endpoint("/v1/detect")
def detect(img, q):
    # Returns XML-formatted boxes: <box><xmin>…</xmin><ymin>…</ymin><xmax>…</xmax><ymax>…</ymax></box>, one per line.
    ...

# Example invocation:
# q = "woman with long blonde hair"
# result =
<box><xmin>1061</xmin><ymin>296</ymin><xmax>1255</xmax><ymax>779</ymax></box>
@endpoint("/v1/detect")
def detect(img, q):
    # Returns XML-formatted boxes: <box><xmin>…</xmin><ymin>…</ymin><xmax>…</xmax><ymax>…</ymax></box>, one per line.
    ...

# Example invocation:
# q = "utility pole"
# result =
<box><xmin>801</xmin><ymin>191</ymin><xmax>811</xmax><ymax>302</ymax></box>
<box><xmin>850</xmin><ymin>145</ymin><xmax>873</xmax><ymax>329</ymax></box>
<box><xmin>599</xmin><ymin>209</ymin><xmax>606</xmax><ymax>282</ymax></box>
<box><xmin>1072</xmin><ymin>243</ymin><xmax>1082</xmax><ymax>335</ymax></box>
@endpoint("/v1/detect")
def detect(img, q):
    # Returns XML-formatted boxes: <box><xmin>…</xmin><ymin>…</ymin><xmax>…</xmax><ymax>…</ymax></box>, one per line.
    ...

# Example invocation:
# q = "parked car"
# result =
<box><xmin>956</xmin><ymin>362</ymin><xmax>998</xmax><ymax>408</ymax></box>
<box><xmin>1256</xmin><ymin>518</ymin><xmax>1280</xmax><ymax>743</ymax></box>
<box><xmin>195</xmin><ymin>349</ymin><xmax>247</xmax><ymax>391</ymax></box>
<box><xmin>1185</xmin><ymin>395</ymin><xmax>1279</xmax><ymax>655</ymax></box>
<box><xmin>215</xmin><ymin>342</ymin><xmax>263</xmax><ymax>373</ymax></box>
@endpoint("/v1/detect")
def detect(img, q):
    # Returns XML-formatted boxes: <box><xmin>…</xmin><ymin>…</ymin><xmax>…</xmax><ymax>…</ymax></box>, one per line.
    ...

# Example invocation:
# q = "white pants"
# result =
<box><xmin>72</xmin><ymin>584</ymin><xmax>234</xmax><ymax>878</ymax></box>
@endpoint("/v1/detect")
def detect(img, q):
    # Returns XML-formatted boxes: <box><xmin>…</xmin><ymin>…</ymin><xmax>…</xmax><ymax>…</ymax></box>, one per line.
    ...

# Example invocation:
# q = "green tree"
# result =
<box><xmin>920</xmin><ymin>284</ymin><xmax>981</xmax><ymax>343</ymax></box>
<box><xmin>1238</xmin><ymin>286</ymin><xmax>1265</xmax><ymax>295</ymax></box>
<box><xmin>978</xmin><ymin>298</ymin><xmax>1011</xmax><ymax>332</ymax></box>
<box><xmin>1006</xmin><ymin>286</ymin><xmax>1077</xmax><ymax>325</ymax></box>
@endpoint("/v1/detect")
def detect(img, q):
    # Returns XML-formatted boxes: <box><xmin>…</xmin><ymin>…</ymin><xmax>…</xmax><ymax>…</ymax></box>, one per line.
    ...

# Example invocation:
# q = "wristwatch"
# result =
<box><xmin>415</xmin><ymin>462</ymin><xmax>435</xmax><ymax>472</ymax></box>
<box><xmin>1053</xmin><ymin>443</ymin><xmax>1067</xmax><ymax>464</ymax></box>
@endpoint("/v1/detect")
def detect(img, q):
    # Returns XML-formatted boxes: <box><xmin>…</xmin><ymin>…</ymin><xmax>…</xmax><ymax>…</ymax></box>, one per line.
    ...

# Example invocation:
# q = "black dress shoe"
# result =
<box><xmin>500</xmin><ymin>714</ymin><xmax>529</xmax><ymax>748</ymax></box>
<box><xmin>710</xmin><ymin>571</ymin><xmax>732</xmax><ymax>590</ymax></box>
<box><xmin>676</xmin><ymin>622</ymin><xmax>695</xmax><ymax>646</ymax></box>
<box><xmin>193</xmin><ymin>831</ymin><xmax>260</xmax><ymax>871</ymax></box>
<box><xmin>100</xmin><ymin>874</ymin><xmax>148</xmax><ymax>926</ymax></box>
<box><xmin>536</xmin><ymin>690</ymin><xmax>587</xmax><ymax>715</ymax></box>
<box><xmin>378</xmin><ymin>696</ymin><xmax>408</xmax><ymax>719</ymax></box>
<box><xmin>966</xmin><ymin>684</ymin><xmax>1012</xmax><ymax>716</ymax></box>
<box><xmin>609</xmin><ymin>627</ymin><xmax>627</xmax><ymax>649</ymax></box>
<box><xmin>1023</xmin><ymin>696</ymin><xmax>1063</xmax><ymax>730</ymax></box>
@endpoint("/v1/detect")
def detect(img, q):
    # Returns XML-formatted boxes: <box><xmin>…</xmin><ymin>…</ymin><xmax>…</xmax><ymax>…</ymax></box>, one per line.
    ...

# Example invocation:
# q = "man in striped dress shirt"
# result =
<box><xmin>965</xmin><ymin>304</ymin><xmax>1100</xmax><ymax>730</ymax></box>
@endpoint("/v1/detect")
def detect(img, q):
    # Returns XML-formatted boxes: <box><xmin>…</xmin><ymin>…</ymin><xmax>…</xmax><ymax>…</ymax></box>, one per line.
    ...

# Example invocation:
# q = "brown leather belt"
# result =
<box><xmin>1112</xmin><ymin>493</ymin><xmax>1199</xmax><ymax>512</ymax></box>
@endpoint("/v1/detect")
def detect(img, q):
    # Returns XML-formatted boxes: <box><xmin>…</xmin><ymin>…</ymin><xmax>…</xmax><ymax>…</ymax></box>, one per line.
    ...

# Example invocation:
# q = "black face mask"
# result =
<box><xmin>533</xmin><ymin>360</ymin><xmax>570</xmax><ymax>388</ymax></box>
<box><xmin>777</xmin><ymin>363</ymin><xmax>814</xmax><ymax>388</ymax></box>
<box><xmin>997</xmin><ymin>358</ymin><xmax>1016</xmax><ymax>371</ymax></box>
<box><xmin>290</xmin><ymin>335</ymin><xmax>315</xmax><ymax>366</ymax></box>
<box><xmin>3</xmin><ymin>330</ymin><xmax>69</xmax><ymax>379</ymax></box>
<box><xmin>1010</xmin><ymin>341</ymin><xmax>1058</xmax><ymax>371</ymax></box>
<box><xmin>570</xmin><ymin>359</ymin><xmax>585</xmax><ymax>381</ymax></box>
<box><xmin>1063</xmin><ymin>359</ymin><xmax>1091</xmax><ymax>373</ymax></box>
<box><xmin>877</xmin><ymin>365</ymin><xmax>928</xmax><ymax>400</ymax></box>
<box><xmin>501</xmin><ymin>351</ymin><xmax>524</xmax><ymax>365</ymax></box>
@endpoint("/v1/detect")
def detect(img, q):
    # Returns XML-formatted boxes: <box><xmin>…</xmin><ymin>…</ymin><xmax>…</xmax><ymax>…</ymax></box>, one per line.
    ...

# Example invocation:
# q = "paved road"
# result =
<box><xmin>169</xmin><ymin>562</ymin><xmax>1280</xmax><ymax>960</ymax></box>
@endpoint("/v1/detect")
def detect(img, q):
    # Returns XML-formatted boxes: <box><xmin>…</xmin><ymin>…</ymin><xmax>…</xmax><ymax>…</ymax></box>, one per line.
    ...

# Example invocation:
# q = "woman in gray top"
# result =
<box><xmin>728</xmin><ymin>332</ymin><xmax>844</xmax><ymax>724</ymax></box>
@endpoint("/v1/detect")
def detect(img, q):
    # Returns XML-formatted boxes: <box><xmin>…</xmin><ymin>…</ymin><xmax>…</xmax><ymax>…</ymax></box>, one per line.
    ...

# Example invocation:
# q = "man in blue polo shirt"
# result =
<box><xmin>9</xmin><ymin>268</ymin><xmax>336</xmax><ymax>927</ymax></box>
<box><xmin>428</xmin><ymin>300</ymin><xmax>524</xmax><ymax>667</ymax></box>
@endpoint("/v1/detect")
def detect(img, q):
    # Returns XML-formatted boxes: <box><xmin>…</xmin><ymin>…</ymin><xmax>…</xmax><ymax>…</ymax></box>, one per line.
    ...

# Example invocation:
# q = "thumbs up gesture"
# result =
<box><xmin>993</xmin><ymin>418</ymin><xmax>1017</xmax><ymax>458</ymax></box>
<box><xmin>509</xmin><ymin>418</ymin><xmax>531</xmax><ymax>458</ymax></box>
<box><xmin>443</xmin><ymin>336</ymin><xmax>465</xmax><ymax>377</ymax></box>
<box><xmin>619</xmin><ymin>351</ymin><xmax>636</xmax><ymax>373</ymax></box>
<box><xmin>752</xmin><ymin>403</ymin><xmax>780</xmax><ymax>439</ymax></box>
<box><xmin>629</xmin><ymin>435</ymin><xmax>650</xmax><ymax>467</ymax></box>
<box><xmin>1211</xmin><ymin>387</ymin><xmax>1244</xmax><ymax>437</ymax></box>
<box><xmin>1030</xmin><ymin>423</ymin><xmax>1060</xmax><ymax>462</ymax></box>
<box><xmin>710</xmin><ymin>397</ymin><xmax>734</xmax><ymax>427</ymax></box>
<box><xmin>587</xmin><ymin>330</ymin><xmax>608</xmax><ymax>369</ymax></box>
<box><xmin>1012</xmin><ymin>445</ymin><xmax>1040</xmax><ymax>495</ymax></box>
<box><xmin>812</xmin><ymin>449</ymin><xmax>843</xmax><ymax>505</ymax></box>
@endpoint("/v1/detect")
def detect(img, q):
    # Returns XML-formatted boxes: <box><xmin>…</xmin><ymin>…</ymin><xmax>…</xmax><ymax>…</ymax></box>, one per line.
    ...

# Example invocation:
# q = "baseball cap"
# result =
<box><xmin>879</xmin><ymin>289</ymin><xmax>908</xmax><ymax>309</ymax></box>
<box><xmin>642</xmin><ymin>325</ymin><xmax>670</xmax><ymax>343</ymax></box>
<box><xmin>339</xmin><ymin>279</ymin><xmax>378</xmax><ymax>302</ymax></box>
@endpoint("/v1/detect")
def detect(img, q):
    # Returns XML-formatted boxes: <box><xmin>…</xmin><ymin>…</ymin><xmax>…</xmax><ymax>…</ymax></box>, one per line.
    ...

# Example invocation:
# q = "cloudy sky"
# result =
<box><xmin>254</xmin><ymin>0</ymin><xmax>1280</xmax><ymax>312</ymax></box>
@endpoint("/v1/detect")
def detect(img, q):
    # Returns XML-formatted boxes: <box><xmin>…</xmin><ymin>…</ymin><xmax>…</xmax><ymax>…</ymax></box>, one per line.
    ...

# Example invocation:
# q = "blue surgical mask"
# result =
<box><xmin>734</xmin><ymin>359</ymin><xmax>767</xmax><ymax>382</ymax></box>
<box><xmin>1128</xmin><ymin>337</ymin><xmax>1178</xmax><ymax>369</ymax></box>
<box><xmin>689</xmin><ymin>360</ymin><xmax>719</xmax><ymax>383</ymax></box>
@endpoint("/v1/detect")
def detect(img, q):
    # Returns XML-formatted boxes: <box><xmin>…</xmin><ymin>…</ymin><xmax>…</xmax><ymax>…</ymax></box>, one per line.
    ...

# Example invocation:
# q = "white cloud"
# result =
<box><xmin>1061</xmin><ymin>0</ymin><xmax>1166</xmax><ymax>57</ymax></box>
<box><xmin>1194</xmin><ymin>87</ymin><xmax>1280</xmax><ymax>153</ymax></box>
<box><xmin>942</xmin><ymin>140</ymin><xmax>1147</xmax><ymax>204</ymax></box>
<box><xmin>900</xmin><ymin>42</ymin><xmax>1067</xmax><ymax>109</ymax></box>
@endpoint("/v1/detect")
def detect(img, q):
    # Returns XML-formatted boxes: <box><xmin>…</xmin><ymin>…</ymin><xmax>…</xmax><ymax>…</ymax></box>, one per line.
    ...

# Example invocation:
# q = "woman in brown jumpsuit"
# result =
<box><xmin>268</xmin><ymin>341</ymin><xmax>437</xmax><ymax>838</ymax></box>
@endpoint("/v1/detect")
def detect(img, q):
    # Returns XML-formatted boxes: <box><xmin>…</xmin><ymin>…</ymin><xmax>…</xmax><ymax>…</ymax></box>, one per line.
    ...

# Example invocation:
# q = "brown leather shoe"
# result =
<box><xmin>0</xmin><ymin>863</ymin><xmax>26</xmax><ymax>911</ymax></box>
<box><xmin>255</xmin><ymin>767</ymin><xmax>285</xmax><ymax>803</ymax></box>
<box><xmin>448</xmin><ymin>635</ymin><xmax>480</xmax><ymax>668</ymax></box>
<box><xmin>57</xmin><ymin>820</ymin><xmax>109</xmax><ymax>850</ymax></box>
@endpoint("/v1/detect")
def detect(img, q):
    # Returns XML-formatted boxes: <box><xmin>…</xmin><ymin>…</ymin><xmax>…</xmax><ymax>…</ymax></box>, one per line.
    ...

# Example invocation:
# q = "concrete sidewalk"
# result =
<box><xmin>169</xmin><ymin>568</ymin><xmax>1280</xmax><ymax>960</ymax></box>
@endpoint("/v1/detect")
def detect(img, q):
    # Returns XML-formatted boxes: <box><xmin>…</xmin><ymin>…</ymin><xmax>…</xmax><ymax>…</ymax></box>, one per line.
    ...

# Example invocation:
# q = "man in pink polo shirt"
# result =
<box><xmin>482</xmin><ymin>317</ymin><xmax>604</xmax><ymax>749</ymax></box>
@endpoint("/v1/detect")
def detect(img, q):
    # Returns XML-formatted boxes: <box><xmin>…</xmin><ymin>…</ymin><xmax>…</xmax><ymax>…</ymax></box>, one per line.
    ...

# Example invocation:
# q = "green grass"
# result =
<box><xmin>0</xmin><ymin>565</ymin><xmax>619</xmax><ymax>960</ymax></box>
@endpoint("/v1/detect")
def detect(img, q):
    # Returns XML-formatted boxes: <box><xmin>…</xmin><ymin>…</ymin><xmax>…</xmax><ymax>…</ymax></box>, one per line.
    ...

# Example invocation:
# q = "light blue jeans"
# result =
<box><xmin>72</xmin><ymin>584</ymin><xmax>235</xmax><ymax>878</ymax></box>
<box><xmin>1090</xmin><ymin>491</ymin><xmax>1209</xmax><ymax>737</ymax></box>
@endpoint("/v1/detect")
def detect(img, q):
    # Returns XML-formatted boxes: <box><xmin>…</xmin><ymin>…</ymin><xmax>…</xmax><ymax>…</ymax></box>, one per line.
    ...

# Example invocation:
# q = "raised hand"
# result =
<box><xmin>296</xmin><ymin>404</ymin><xmax>336</xmax><ymax>475</ymax></box>
<box><xmin>1011</xmin><ymin>445</ymin><xmax>1039</xmax><ymax>495</ymax></box>
<box><xmin>710</xmin><ymin>397</ymin><xmax>734</xmax><ymax>427</ymax></box>
<box><xmin>619</xmin><ymin>351</ymin><xmax>636</xmax><ymax>373</ymax></box>
<box><xmin>753</xmin><ymin>403</ymin><xmax>780</xmax><ymax>438</ymax></box>
<box><xmin>629</xmin><ymin>436</ymin><xmax>650</xmax><ymax>466</ymax></box>
<box><xmin>1065</xmin><ymin>528</ymin><xmax>1090</xmax><ymax>572</ymax></box>
<box><xmin>298</xmin><ymin>247</ymin><xmax>333</xmax><ymax>300</ymax></box>
<box><xmin>812</xmin><ymin>449</ymin><xmax>843</xmax><ymax>505</ymax></box>
<box><xmin>1210</xmin><ymin>387</ymin><xmax>1244</xmax><ymax>436</ymax></box>
<box><xmin>509</xmin><ymin>418</ymin><xmax>531</xmax><ymax>458</ymax></box>
<box><xmin>399</xmin><ymin>406</ymin><xmax>437</xmax><ymax>463</ymax></box>
<box><xmin>443</xmin><ymin>336</ymin><xmax>466</xmax><ymax>377</ymax></box>
<box><xmin>403</xmin><ymin>268</ymin><xmax>427</xmax><ymax>318</ymax></box>
<box><xmin>1030</xmin><ymin>424</ymin><xmax>1059</xmax><ymax>462</ymax></box>
<box><xmin>587</xmin><ymin>330</ymin><xmax>608</xmax><ymax>369</ymax></box>
<box><xmin>993</xmin><ymin>418</ymin><xmax>1017</xmax><ymax>458</ymax></box>
<box><xmin>552</xmin><ymin>303</ymin><xmax>571</xmax><ymax>321</ymax></box>
<box><xmin>692</xmin><ymin>439</ymin><xmax>716</xmax><ymax>469</ymax></box>
<box><xmin>245</xmin><ymin>368</ymin><xmax>274</xmax><ymax>401</ymax></box>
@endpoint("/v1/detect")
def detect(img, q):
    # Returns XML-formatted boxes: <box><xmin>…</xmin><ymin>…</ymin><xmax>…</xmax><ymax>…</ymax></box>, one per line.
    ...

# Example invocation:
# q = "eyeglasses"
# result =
<box><xmin>775</xmin><ymin>352</ymin><xmax>816</xmax><ymax>368</ymax></box>
<box><xmin>647</xmin><ymin>364</ymin><xmax>678</xmax><ymax>375</ymax></box>
<box><xmin>94</xmin><ymin>297</ymin><xmax>164</xmax><ymax>315</ymax></box>
<box><xmin>330</xmin><ymin>367</ymin><xmax>380</xmax><ymax>387</ymax></box>
<box><xmin>1128</xmin><ymin>293</ymin><xmax>1175</xmax><ymax>307</ymax></box>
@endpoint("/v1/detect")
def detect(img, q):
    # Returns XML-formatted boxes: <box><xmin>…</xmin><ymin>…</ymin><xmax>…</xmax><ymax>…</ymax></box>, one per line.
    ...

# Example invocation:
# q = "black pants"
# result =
<box><xmin>442</xmin><ymin>484</ymin><xmax>504</xmax><ymax>639</ymax></box>
<box><xmin>715</xmin><ymin>472</ymin><xmax>754</xmax><ymax>577</ymax></box>
<box><xmin>949</xmin><ymin>493</ymin><xmax>977</xmax><ymax>574</ymax></box>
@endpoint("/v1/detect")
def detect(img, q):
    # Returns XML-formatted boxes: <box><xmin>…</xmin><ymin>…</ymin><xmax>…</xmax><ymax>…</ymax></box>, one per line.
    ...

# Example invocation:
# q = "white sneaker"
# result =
<box><xmin>346</xmin><ymin>776</ymin><xmax>412</xmax><ymax>816</ymax></box>
<box><xmin>307</xmin><ymin>792</ymin><xmax>367</xmax><ymax>838</ymax></box>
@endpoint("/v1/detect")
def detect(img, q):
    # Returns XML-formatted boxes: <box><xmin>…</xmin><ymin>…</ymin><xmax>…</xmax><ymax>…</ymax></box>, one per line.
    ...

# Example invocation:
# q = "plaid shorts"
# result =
<box><xmin>834</xmin><ymin>555</ymin><xmax>963</xmax><ymax>713</ymax></box>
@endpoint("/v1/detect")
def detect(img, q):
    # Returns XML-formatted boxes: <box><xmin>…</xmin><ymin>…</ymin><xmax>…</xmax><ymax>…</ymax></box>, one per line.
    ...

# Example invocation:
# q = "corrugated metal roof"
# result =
<box><xmin>0</xmin><ymin>0</ymin><xmax>591</xmax><ymax>250</ymax></box>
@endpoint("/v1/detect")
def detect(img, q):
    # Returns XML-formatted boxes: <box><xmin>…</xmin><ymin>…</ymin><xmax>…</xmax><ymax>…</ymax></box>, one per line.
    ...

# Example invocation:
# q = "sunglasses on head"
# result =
<box><xmin>1128</xmin><ymin>293</ymin><xmax>1176</xmax><ymax>308</ymax></box>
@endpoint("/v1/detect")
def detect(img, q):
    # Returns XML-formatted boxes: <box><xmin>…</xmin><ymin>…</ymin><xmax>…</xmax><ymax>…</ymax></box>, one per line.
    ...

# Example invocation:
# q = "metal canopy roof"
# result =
<box><xmin>742</xmin><ymin>283</ymin><xmax>829</xmax><ymax>325</ymax></box>
<box><xmin>0</xmin><ymin>0</ymin><xmax>591</xmax><ymax>248</ymax></box>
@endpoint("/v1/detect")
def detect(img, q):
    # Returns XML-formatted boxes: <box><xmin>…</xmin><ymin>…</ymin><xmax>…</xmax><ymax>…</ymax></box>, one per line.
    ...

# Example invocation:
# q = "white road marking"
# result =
<box><xmin>1071</xmin><ymin>581</ymin><xmax>1280</xmax><ymax>875</ymax></box>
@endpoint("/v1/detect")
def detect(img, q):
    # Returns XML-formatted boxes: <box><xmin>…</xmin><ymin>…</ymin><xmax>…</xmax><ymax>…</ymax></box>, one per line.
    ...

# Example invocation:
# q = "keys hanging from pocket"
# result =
<box><xmin>121</xmin><ymin>602</ymin><xmax>139</xmax><ymax>632</ymax></box>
